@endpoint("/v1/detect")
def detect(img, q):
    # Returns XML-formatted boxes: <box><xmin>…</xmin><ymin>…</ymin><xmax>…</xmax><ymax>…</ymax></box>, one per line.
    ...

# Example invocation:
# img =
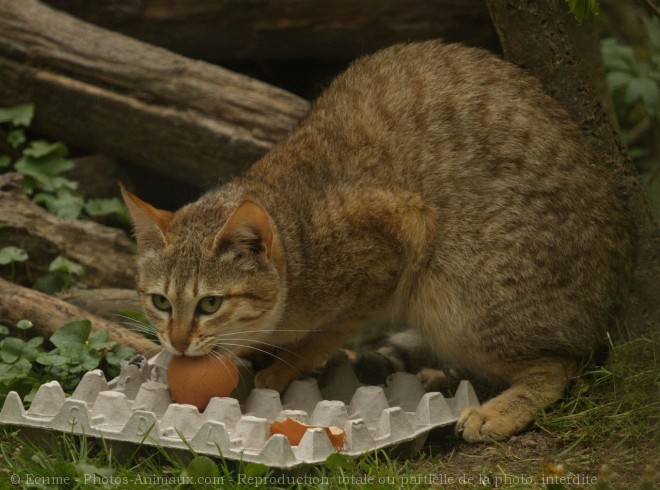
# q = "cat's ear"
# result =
<box><xmin>213</xmin><ymin>200</ymin><xmax>274</xmax><ymax>261</ymax></box>
<box><xmin>119</xmin><ymin>182</ymin><xmax>173</xmax><ymax>251</ymax></box>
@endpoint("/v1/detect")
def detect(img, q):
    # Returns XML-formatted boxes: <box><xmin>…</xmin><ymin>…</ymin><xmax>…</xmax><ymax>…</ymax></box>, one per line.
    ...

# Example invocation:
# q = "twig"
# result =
<box><xmin>639</xmin><ymin>0</ymin><xmax>660</xmax><ymax>17</ymax></box>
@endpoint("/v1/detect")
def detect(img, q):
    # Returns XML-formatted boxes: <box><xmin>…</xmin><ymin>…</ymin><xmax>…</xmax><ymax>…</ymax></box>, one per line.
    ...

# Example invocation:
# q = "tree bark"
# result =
<box><xmin>486</xmin><ymin>0</ymin><xmax>659</xmax><ymax>336</ymax></box>
<box><xmin>58</xmin><ymin>288</ymin><xmax>141</xmax><ymax>322</ymax></box>
<box><xmin>0</xmin><ymin>0</ymin><xmax>309</xmax><ymax>189</ymax></box>
<box><xmin>0</xmin><ymin>174</ymin><xmax>136</xmax><ymax>288</ymax></box>
<box><xmin>42</xmin><ymin>0</ymin><xmax>497</xmax><ymax>62</ymax></box>
<box><xmin>0</xmin><ymin>278</ymin><xmax>159</xmax><ymax>357</ymax></box>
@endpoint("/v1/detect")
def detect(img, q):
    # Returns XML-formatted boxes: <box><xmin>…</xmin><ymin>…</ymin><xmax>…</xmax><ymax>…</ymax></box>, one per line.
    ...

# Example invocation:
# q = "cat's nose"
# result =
<box><xmin>171</xmin><ymin>340</ymin><xmax>190</xmax><ymax>353</ymax></box>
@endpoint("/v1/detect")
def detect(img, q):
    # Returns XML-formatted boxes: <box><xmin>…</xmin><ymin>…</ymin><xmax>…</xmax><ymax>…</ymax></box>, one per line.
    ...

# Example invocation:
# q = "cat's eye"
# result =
<box><xmin>152</xmin><ymin>294</ymin><xmax>172</xmax><ymax>312</ymax></box>
<box><xmin>197</xmin><ymin>296</ymin><xmax>223</xmax><ymax>315</ymax></box>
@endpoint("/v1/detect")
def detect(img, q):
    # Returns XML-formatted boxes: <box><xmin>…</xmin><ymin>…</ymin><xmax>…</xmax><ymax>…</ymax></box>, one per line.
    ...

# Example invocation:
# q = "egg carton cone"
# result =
<box><xmin>0</xmin><ymin>351</ymin><xmax>479</xmax><ymax>469</ymax></box>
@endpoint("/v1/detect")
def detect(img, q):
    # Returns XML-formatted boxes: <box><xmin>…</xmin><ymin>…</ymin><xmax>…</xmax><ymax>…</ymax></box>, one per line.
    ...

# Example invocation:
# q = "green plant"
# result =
<box><xmin>602</xmin><ymin>17</ymin><xmax>660</xmax><ymax>210</ymax></box>
<box><xmin>566</xmin><ymin>0</ymin><xmax>600</xmax><ymax>24</ymax></box>
<box><xmin>33</xmin><ymin>255</ymin><xmax>86</xmax><ymax>295</ymax></box>
<box><xmin>0</xmin><ymin>102</ymin><xmax>129</xmax><ymax>224</ymax></box>
<box><xmin>0</xmin><ymin>319</ymin><xmax>135</xmax><ymax>405</ymax></box>
<box><xmin>0</xmin><ymin>246</ymin><xmax>28</xmax><ymax>282</ymax></box>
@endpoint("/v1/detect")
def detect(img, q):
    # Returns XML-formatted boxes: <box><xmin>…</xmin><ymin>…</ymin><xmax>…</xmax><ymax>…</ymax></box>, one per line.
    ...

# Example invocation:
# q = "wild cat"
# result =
<box><xmin>121</xmin><ymin>41</ymin><xmax>633</xmax><ymax>442</ymax></box>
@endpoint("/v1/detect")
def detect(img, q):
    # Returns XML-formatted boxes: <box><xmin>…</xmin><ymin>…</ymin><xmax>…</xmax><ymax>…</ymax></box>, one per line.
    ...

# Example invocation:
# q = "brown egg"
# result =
<box><xmin>167</xmin><ymin>354</ymin><xmax>239</xmax><ymax>411</ymax></box>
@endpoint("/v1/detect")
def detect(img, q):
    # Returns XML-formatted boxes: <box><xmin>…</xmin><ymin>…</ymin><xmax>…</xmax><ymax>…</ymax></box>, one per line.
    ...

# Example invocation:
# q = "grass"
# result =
<box><xmin>0</xmin><ymin>332</ymin><xmax>657</xmax><ymax>490</ymax></box>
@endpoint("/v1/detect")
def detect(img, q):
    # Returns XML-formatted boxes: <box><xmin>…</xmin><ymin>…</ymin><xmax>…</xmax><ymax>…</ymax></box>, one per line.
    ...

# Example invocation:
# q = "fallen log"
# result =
<box><xmin>0</xmin><ymin>0</ymin><xmax>309</xmax><ymax>189</ymax></box>
<box><xmin>0</xmin><ymin>278</ymin><xmax>159</xmax><ymax>357</ymax></box>
<box><xmin>58</xmin><ymin>288</ymin><xmax>142</xmax><ymax>322</ymax></box>
<box><xmin>43</xmin><ymin>0</ymin><xmax>497</xmax><ymax>62</ymax></box>
<box><xmin>0</xmin><ymin>174</ymin><xmax>136</xmax><ymax>288</ymax></box>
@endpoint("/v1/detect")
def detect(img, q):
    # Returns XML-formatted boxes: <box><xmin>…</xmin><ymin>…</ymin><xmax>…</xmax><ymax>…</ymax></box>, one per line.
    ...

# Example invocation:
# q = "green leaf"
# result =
<box><xmin>16</xmin><ymin>319</ymin><xmax>33</xmax><ymax>330</ymax></box>
<box><xmin>48</xmin><ymin>256</ymin><xmax>85</xmax><ymax>278</ymax></box>
<box><xmin>34</xmin><ymin>191</ymin><xmax>84</xmax><ymax>219</ymax></box>
<box><xmin>324</xmin><ymin>453</ymin><xmax>355</xmax><ymax>471</ymax></box>
<box><xmin>88</xmin><ymin>331</ymin><xmax>116</xmax><ymax>351</ymax></box>
<box><xmin>23</xmin><ymin>383</ymin><xmax>41</xmax><ymax>404</ymax></box>
<box><xmin>0</xmin><ymin>338</ymin><xmax>22</xmax><ymax>363</ymax></box>
<box><xmin>0</xmin><ymin>103</ymin><xmax>34</xmax><ymax>127</ymax></box>
<box><xmin>36</xmin><ymin>353</ymin><xmax>69</xmax><ymax>366</ymax></box>
<box><xmin>0</xmin><ymin>337</ymin><xmax>39</xmax><ymax>363</ymax></box>
<box><xmin>601</xmin><ymin>39</ymin><xmax>636</xmax><ymax>73</ymax></box>
<box><xmin>33</xmin><ymin>273</ymin><xmax>68</xmax><ymax>295</ymax></box>
<box><xmin>27</xmin><ymin>336</ymin><xmax>44</xmax><ymax>348</ymax></box>
<box><xmin>643</xmin><ymin>16</ymin><xmax>660</xmax><ymax>50</ymax></box>
<box><xmin>0</xmin><ymin>357</ymin><xmax>32</xmax><ymax>379</ymax></box>
<box><xmin>79</xmin><ymin>348</ymin><xmax>102</xmax><ymax>371</ymax></box>
<box><xmin>105</xmin><ymin>345</ymin><xmax>136</xmax><ymax>366</ymax></box>
<box><xmin>49</xmin><ymin>320</ymin><xmax>92</xmax><ymax>349</ymax></box>
<box><xmin>242</xmin><ymin>463</ymin><xmax>269</xmax><ymax>478</ymax></box>
<box><xmin>20</xmin><ymin>175</ymin><xmax>37</xmax><ymax>195</ymax></box>
<box><xmin>7</xmin><ymin>129</ymin><xmax>26</xmax><ymax>149</ymax></box>
<box><xmin>565</xmin><ymin>0</ymin><xmax>599</xmax><ymax>24</ymax></box>
<box><xmin>606</xmin><ymin>71</ymin><xmax>634</xmax><ymax>91</ymax></box>
<box><xmin>88</xmin><ymin>330</ymin><xmax>109</xmax><ymax>345</ymax></box>
<box><xmin>0</xmin><ymin>155</ymin><xmax>11</xmax><ymax>168</ymax></box>
<box><xmin>84</xmin><ymin>198</ymin><xmax>130</xmax><ymax>224</ymax></box>
<box><xmin>626</xmin><ymin>77</ymin><xmax>659</xmax><ymax>114</ymax></box>
<box><xmin>0</xmin><ymin>325</ymin><xmax>9</xmax><ymax>336</ymax></box>
<box><xmin>184</xmin><ymin>456</ymin><xmax>220</xmax><ymax>479</ymax></box>
<box><xmin>22</xmin><ymin>140</ymin><xmax>68</xmax><ymax>159</ymax></box>
<box><xmin>14</xmin><ymin>155</ymin><xmax>77</xmax><ymax>193</ymax></box>
<box><xmin>0</xmin><ymin>246</ymin><xmax>29</xmax><ymax>265</ymax></box>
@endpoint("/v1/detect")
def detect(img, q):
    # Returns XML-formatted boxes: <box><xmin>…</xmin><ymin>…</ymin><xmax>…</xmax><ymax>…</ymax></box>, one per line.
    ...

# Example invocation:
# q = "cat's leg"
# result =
<box><xmin>348</xmin><ymin>330</ymin><xmax>437</xmax><ymax>385</ymax></box>
<box><xmin>456</xmin><ymin>358</ymin><xmax>575</xmax><ymax>442</ymax></box>
<box><xmin>254</xmin><ymin>330</ymin><xmax>353</xmax><ymax>392</ymax></box>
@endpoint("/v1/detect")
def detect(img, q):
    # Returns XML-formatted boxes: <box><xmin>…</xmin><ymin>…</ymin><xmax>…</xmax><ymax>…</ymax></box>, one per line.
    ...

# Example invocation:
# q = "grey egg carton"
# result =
<box><xmin>0</xmin><ymin>351</ymin><xmax>479</xmax><ymax>468</ymax></box>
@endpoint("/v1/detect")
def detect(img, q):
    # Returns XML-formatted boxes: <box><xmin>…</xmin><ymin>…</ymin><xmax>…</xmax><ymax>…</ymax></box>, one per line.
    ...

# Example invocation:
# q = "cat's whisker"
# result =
<box><xmin>112</xmin><ymin>313</ymin><xmax>156</xmax><ymax>327</ymax></box>
<box><xmin>206</xmin><ymin>347</ymin><xmax>251</xmax><ymax>393</ymax></box>
<box><xmin>143</xmin><ymin>345</ymin><xmax>163</xmax><ymax>357</ymax></box>
<box><xmin>117</xmin><ymin>325</ymin><xmax>160</xmax><ymax>337</ymax></box>
<box><xmin>112</xmin><ymin>314</ymin><xmax>158</xmax><ymax>336</ymax></box>
<box><xmin>213</xmin><ymin>328</ymin><xmax>329</xmax><ymax>338</ymax></box>
<box><xmin>214</xmin><ymin>341</ymin><xmax>302</xmax><ymax>378</ymax></box>
<box><xmin>114</xmin><ymin>321</ymin><xmax>155</xmax><ymax>332</ymax></box>
<box><xmin>204</xmin><ymin>351</ymin><xmax>245</xmax><ymax>388</ymax></box>
<box><xmin>212</xmin><ymin>337</ymin><xmax>301</xmax><ymax>359</ymax></box>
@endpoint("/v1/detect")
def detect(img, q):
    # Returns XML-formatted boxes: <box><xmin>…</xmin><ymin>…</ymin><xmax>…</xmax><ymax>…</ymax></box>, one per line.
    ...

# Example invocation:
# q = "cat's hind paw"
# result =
<box><xmin>455</xmin><ymin>406</ymin><xmax>518</xmax><ymax>443</ymax></box>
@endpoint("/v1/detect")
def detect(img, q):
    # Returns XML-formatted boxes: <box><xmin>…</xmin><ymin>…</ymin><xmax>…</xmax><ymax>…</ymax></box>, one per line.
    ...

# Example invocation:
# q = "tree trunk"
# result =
<box><xmin>0</xmin><ymin>278</ymin><xmax>159</xmax><ymax>357</ymax></box>
<box><xmin>0</xmin><ymin>0</ymin><xmax>309</xmax><ymax>190</ymax></box>
<box><xmin>486</xmin><ymin>0</ymin><xmax>659</xmax><ymax>336</ymax></box>
<box><xmin>42</xmin><ymin>0</ymin><xmax>497</xmax><ymax>62</ymax></box>
<box><xmin>0</xmin><ymin>174</ymin><xmax>136</xmax><ymax>288</ymax></box>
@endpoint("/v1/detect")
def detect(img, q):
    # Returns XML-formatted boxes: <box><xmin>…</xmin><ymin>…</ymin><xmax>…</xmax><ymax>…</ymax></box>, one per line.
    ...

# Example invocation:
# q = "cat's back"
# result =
<box><xmin>306</xmin><ymin>41</ymin><xmax>591</xmax><ymax>184</ymax></box>
<box><xmin>280</xmin><ymin>40</ymin><xmax>633</xmax><ymax>355</ymax></box>
<box><xmin>293</xmin><ymin>41</ymin><xmax>629</xmax><ymax>247</ymax></box>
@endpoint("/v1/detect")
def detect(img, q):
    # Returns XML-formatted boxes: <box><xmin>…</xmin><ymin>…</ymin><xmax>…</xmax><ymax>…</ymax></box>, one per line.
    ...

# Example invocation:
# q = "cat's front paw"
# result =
<box><xmin>455</xmin><ymin>406</ymin><xmax>519</xmax><ymax>443</ymax></box>
<box><xmin>253</xmin><ymin>364</ymin><xmax>296</xmax><ymax>393</ymax></box>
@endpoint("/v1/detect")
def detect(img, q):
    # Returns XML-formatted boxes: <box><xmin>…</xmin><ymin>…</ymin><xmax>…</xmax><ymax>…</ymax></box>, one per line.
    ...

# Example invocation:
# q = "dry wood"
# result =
<box><xmin>0</xmin><ymin>0</ymin><xmax>309</xmax><ymax>189</ymax></box>
<box><xmin>0</xmin><ymin>174</ymin><xmax>135</xmax><ymax>288</ymax></box>
<box><xmin>0</xmin><ymin>277</ymin><xmax>159</xmax><ymax>357</ymax></box>
<box><xmin>486</xmin><ymin>0</ymin><xmax>660</xmax><ymax>335</ymax></box>
<box><xmin>58</xmin><ymin>288</ymin><xmax>141</xmax><ymax>322</ymax></box>
<box><xmin>43</xmin><ymin>0</ymin><xmax>496</xmax><ymax>62</ymax></box>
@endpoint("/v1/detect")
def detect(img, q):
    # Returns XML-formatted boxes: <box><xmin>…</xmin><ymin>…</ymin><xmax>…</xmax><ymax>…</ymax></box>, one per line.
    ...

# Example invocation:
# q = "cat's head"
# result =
<box><xmin>120</xmin><ymin>184</ymin><xmax>287</xmax><ymax>359</ymax></box>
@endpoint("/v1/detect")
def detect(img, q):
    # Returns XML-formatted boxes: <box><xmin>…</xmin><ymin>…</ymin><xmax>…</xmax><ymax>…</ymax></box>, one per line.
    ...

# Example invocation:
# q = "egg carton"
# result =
<box><xmin>0</xmin><ymin>351</ymin><xmax>479</xmax><ymax>468</ymax></box>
